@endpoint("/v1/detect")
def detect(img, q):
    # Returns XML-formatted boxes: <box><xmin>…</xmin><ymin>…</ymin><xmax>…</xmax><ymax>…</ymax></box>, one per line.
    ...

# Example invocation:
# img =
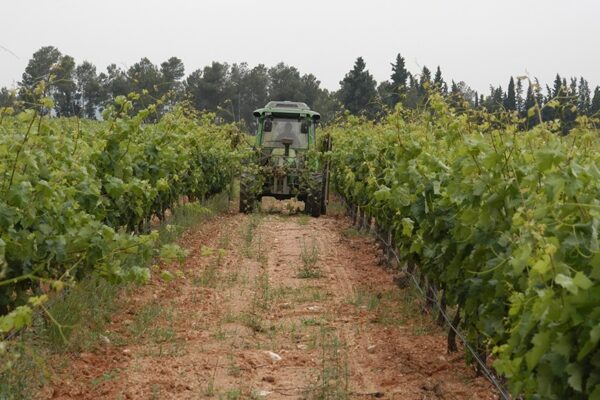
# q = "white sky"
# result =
<box><xmin>1</xmin><ymin>0</ymin><xmax>599</xmax><ymax>95</ymax></box>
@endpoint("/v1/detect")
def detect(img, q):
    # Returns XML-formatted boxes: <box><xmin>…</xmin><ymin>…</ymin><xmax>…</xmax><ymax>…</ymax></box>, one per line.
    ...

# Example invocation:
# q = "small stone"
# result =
<box><xmin>422</xmin><ymin>381</ymin><xmax>439</xmax><ymax>391</ymax></box>
<box><xmin>256</xmin><ymin>390</ymin><xmax>272</xmax><ymax>397</ymax></box>
<box><xmin>367</xmin><ymin>345</ymin><xmax>376</xmax><ymax>354</ymax></box>
<box><xmin>99</xmin><ymin>335</ymin><xmax>111</xmax><ymax>345</ymax></box>
<box><xmin>265</xmin><ymin>351</ymin><xmax>282</xmax><ymax>362</ymax></box>
<box><xmin>122</xmin><ymin>348</ymin><xmax>132</xmax><ymax>356</ymax></box>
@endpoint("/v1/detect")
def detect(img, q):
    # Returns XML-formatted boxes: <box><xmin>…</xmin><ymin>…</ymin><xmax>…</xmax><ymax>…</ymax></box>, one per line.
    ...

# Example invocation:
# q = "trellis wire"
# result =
<box><xmin>344</xmin><ymin>199</ymin><xmax>511</xmax><ymax>400</ymax></box>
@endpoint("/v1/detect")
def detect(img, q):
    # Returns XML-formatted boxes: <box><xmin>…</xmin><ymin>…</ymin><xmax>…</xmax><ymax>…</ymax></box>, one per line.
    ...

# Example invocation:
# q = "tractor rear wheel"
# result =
<box><xmin>305</xmin><ymin>172</ymin><xmax>323</xmax><ymax>218</ymax></box>
<box><xmin>239</xmin><ymin>172</ymin><xmax>257</xmax><ymax>213</ymax></box>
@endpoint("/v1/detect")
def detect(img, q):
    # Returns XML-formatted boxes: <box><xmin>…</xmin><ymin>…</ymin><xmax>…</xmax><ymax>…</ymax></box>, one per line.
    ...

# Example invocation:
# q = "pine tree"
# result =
<box><xmin>389</xmin><ymin>53</ymin><xmax>409</xmax><ymax>107</ymax></box>
<box><xmin>417</xmin><ymin>66</ymin><xmax>432</xmax><ymax>106</ymax></box>
<box><xmin>487</xmin><ymin>86</ymin><xmax>504</xmax><ymax>112</ymax></box>
<box><xmin>450</xmin><ymin>80</ymin><xmax>459</xmax><ymax>94</ymax></box>
<box><xmin>543</xmin><ymin>77</ymin><xmax>565</xmax><ymax>123</ymax></box>
<box><xmin>449</xmin><ymin>80</ymin><xmax>460</xmax><ymax>109</ymax></box>
<box><xmin>534</xmin><ymin>78</ymin><xmax>544</xmax><ymax>106</ymax></box>
<box><xmin>578</xmin><ymin>77</ymin><xmax>591</xmax><ymax>115</ymax></box>
<box><xmin>569</xmin><ymin>78</ymin><xmax>578</xmax><ymax>98</ymax></box>
<box><xmin>552</xmin><ymin>74</ymin><xmax>563</xmax><ymax>97</ymax></box>
<box><xmin>563</xmin><ymin>77</ymin><xmax>579</xmax><ymax>133</ymax></box>
<box><xmin>338</xmin><ymin>57</ymin><xmax>378</xmax><ymax>118</ymax></box>
<box><xmin>433</xmin><ymin>66</ymin><xmax>446</xmax><ymax>95</ymax></box>
<box><xmin>403</xmin><ymin>73</ymin><xmax>421</xmax><ymax>109</ymax></box>
<box><xmin>419</xmin><ymin>66</ymin><xmax>432</xmax><ymax>92</ymax></box>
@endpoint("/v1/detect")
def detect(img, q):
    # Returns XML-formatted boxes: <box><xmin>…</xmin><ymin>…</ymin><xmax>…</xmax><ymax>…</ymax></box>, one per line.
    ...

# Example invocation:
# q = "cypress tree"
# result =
<box><xmin>516</xmin><ymin>78</ymin><xmax>524</xmax><ymax>114</ymax></box>
<box><xmin>419</xmin><ymin>66</ymin><xmax>431</xmax><ymax>92</ymax></box>
<box><xmin>504</xmin><ymin>77</ymin><xmax>517</xmax><ymax>111</ymax></box>
<box><xmin>591</xmin><ymin>86</ymin><xmax>600</xmax><ymax>117</ymax></box>
<box><xmin>389</xmin><ymin>53</ymin><xmax>409</xmax><ymax>106</ymax></box>
<box><xmin>524</xmin><ymin>82</ymin><xmax>537</xmax><ymax>128</ymax></box>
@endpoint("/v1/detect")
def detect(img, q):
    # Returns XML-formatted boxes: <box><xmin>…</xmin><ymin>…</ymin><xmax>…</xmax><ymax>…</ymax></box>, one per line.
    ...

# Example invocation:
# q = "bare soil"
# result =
<box><xmin>38</xmin><ymin>208</ymin><xmax>497</xmax><ymax>400</ymax></box>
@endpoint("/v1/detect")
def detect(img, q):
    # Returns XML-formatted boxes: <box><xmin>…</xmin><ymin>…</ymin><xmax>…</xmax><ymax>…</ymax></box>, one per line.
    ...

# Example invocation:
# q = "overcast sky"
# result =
<box><xmin>1</xmin><ymin>0</ymin><xmax>598</xmax><ymax>95</ymax></box>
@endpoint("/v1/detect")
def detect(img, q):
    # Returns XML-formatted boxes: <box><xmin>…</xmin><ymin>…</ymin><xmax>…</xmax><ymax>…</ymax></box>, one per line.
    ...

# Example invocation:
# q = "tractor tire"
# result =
<box><xmin>239</xmin><ymin>172</ymin><xmax>256</xmax><ymax>213</ymax></box>
<box><xmin>305</xmin><ymin>172</ymin><xmax>323</xmax><ymax>218</ymax></box>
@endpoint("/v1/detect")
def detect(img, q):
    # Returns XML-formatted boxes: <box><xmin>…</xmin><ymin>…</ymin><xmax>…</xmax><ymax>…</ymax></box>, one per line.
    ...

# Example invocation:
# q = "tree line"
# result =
<box><xmin>1</xmin><ymin>46</ymin><xmax>599</xmax><ymax>132</ymax></box>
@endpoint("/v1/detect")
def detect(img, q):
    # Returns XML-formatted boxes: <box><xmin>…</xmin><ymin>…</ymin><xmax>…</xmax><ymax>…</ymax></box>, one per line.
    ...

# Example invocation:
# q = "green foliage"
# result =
<box><xmin>338</xmin><ymin>57</ymin><xmax>379</xmax><ymax>119</ymax></box>
<box><xmin>0</xmin><ymin>98</ymin><xmax>240</xmax><ymax>341</ymax></box>
<box><xmin>329</xmin><ymin>94</ymin><xmax>600</xmax><ymax>399</ymax></box>
<box><xmin>159</xmin><ymin>244</ymin><xmax>189</xmax><ymax>265</ymax></box>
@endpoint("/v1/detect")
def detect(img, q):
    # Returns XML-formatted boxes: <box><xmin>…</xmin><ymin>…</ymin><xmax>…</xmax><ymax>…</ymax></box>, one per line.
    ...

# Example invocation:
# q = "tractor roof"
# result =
<box><xmin>253</xmin><ymin>101</ymin><xmax>321</xmax><ymax>120</ymax></box>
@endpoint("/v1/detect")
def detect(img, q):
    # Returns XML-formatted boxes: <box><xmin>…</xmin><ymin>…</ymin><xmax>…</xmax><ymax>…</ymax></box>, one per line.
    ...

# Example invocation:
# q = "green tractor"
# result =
<box><xmin>239</xmin><ymin>101</ymin><xmax>330</xmax><ymax>217</ymax></box>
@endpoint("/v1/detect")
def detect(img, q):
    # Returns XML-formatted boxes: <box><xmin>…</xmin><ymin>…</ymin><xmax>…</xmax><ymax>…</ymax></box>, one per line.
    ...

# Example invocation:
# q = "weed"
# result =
<box><xmin>149</xmin><ymin>384</ymin><xmax>162</xmax><ymax>400</ymax></box>
<box><xmin>298</xmin><ymin>237</ymin><xmax>321</xmax><ymax>278</ymax></box>
<box><xmin>325</xmin><ymin>198</ymin><xmax>347</xmax><ymax>217</ymax></box>
<box><xmin>305</xmin><ymin>327</ymin><xmax>349</xmax><ymax>400</ymax></box>
<box><xmin>149</xmin><ymin>326</ymin><xmax>175</xmax><ymax>343</ymax></box>
<box><xmin>251</xmin><ymin>228</ymin><xmax>268</xmax><ymax>265</ymax></box>
<box><xmin>301</xmin><ymin>317</ymin><xmax>324</xmax><ymax>327</ymax></box>
<box><xmin>298</xmin><ymin>266</ymin><xmax>322</xmax><ymax>279</ymax></box>
<box><xmin>222</xmin><ymin>270</ymin><xmax>239</xmax><ymax>287</ymax></box>
<box><xmin>204</xmin><ymin>382</ymin><xmax>215</xmax><ymax>397</ymax></box>
<box><xmin>224</xmin><ymin>388</ymin><xmax>242</xmax><ymax>400</ymax></box>
<box><xmin>218</xmin><ymin>231</ymin><xmax>231</xmax><ymax>249</ymax></box>
<box><xmin>293</xmin><ymin>286</ymin><xmax>328</xmax><ymax>303</ymax></box>
<box><xmin>193</xmin><ymin>262</ymin><xmax>220</xmax><ymax>288</ymax></box>
<box><xmin>139</xmin><ymin>342</ymin><xmax>186</xmax><ymax>358</ymax></box>
<box><xmin>41</xmin><ymin>277</ymin><xmax>120</xmax><ymax>350</ymax></box>
<box><xmin>0</xmin><ymin>342</ymin><xmax>46</xmax><ymax>400</ymax></box>
<box><xmin>221</xmin><ymin>312</ymin><xmax>237</xmax><ymax>324</ymax></box>
<box><xmin>91</xmin><ymin>368</ymin><xmax>122</xmax><ymax>387</ymax></box>
<box><xmin>239</xmin><ymin>313</ymin><xmax>265</xmax><ymax>333</ymax></box>
<box><xmin>128</xmin><ymin>302</ymin><xmax>162</xmax><ymax>339</ymax></box>
<box><xmin>300</xmin><ymin>237</ymin><xmax>319</xmax><ymax>267</ymax></box>
<box><xmin>350</xmin><ymin>289</ymin><xmax>381</xmax><ymax>311</ymax></box>
<box><xmin>242</xmin><ymin>214</ymin><xmax>261</xmax><ymax>257</ymax></box>
<box><xmin>205</xmin><ymin>358</ymin><xmax>220</xmax><ymax>397</ymax></box>
<box><xmin>341</xmin><ymin>227</ymin><xmax>368</xmax><ymax>238</ymax></box>
<box><xmin>156</xmin><ymin>192</ymin><xmax>228</xmax><ymax>247</ymax></box>
<box><xmin>228</xmin><ymin>363</ymin><xmax>242</xmax><ymax>378</ymax></box>
<box><xmin>252</xmin><ymin>271</ymin><xmax>273</xmax><ymax>311</ymax></box>
<box><xmin>212</xmin><ymin>326</ymin><xmax>227</xmax><ymax>341</ymax></box>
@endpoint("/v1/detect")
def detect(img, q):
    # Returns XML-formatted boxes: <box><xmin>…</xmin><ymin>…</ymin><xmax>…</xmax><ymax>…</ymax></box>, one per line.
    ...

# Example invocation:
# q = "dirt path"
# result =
<box><xmin>40</xmin><ymin>209</ymin><xmax>496</xmax><ymax>400</ymax></box>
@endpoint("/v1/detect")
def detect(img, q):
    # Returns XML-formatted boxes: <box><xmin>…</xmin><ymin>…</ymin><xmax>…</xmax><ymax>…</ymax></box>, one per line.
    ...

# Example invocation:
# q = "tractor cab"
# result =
<box><xmin>240</xmin><ymin>101</ymin><xmax>328</xmax><ymax>217</ymax></box>
<box><xmin>254</xmin><ymin>101</ymin><xmax>320</xmax><ymax>156</ymax></box>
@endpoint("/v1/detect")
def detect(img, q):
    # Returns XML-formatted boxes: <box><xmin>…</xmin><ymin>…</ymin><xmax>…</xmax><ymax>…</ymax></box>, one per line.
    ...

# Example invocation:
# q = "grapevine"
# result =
<box><xmin>329</xmin><ymin>94</ymin><xmax>600</xmax><ymax>399</ymax></box>
<box><xmin>0</xmin><ymin>94</ymin><xmax>241</xmax><ymax>344</ymax></box>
